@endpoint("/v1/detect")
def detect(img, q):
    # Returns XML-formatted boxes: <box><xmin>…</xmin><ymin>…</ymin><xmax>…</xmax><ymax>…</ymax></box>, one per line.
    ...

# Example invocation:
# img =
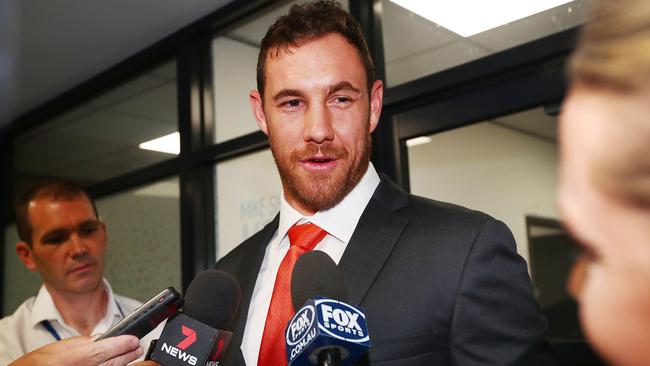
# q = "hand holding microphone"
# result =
<box><xmin>286</xmin><ymin>251</ymin><xmax>370</xmax><ymax>366</ymax></box>
<box><xmin>149</xmin><ymin>269</ymin><xmax>241</xmax><ymax>366</ymax></box>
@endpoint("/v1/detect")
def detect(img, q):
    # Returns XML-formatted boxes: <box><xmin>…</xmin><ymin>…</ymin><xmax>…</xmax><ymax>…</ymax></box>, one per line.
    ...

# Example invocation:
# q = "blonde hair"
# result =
<box><xmin>569</xmin><ymin>0</ymin><xmax>650</xmax><ymax>89</ymax></box>
<box><xmin>569</xmin><ymin>0</ymin><xmax>650</xmax><ymax>207</ymax></box>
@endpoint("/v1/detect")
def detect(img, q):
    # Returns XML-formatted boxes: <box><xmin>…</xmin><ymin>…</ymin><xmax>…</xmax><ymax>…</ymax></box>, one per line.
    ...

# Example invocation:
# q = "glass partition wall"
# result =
<box><xmin>2</xmin><ymin>8</ymin><xmax>599</xmax><ymax>363</ymax></box>
<box><xmin>406</xmin><ymin>109</ymin><xmax>559</xmax><ymax>261</ymax></box>
<box><xmin>5</xmin><ymin>59</ymin><xmax>181</xmax><ymax>311</ymax></box>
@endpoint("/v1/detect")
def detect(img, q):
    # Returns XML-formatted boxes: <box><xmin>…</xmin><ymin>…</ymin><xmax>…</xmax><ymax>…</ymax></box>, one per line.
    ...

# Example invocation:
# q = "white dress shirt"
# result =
<box><xmin>241</xmin><ymin>163</ymin><xmax>381</xmax><ymax>365</ymax></box>
<box><xmin>0</xmin><ymin>278</ymin><xmax>161</xmax><ymax>364</ymax></box>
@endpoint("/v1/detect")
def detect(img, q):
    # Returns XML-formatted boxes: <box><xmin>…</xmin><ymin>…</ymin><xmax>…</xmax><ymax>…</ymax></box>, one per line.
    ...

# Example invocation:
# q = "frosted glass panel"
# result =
<box><xmin>215</xmin><ymin>149</ymin><xmax>281</xmax><ymax>260</ymax></box>
<box><xmin>95</xmin><ymin>177</ymin><xmax>181</xmax><ymax>302</ymax></box>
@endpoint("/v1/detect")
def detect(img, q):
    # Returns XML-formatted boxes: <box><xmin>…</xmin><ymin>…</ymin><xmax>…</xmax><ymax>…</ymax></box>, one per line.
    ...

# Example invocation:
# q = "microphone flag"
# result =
<box><xmin>150</xmin><ymin>312</ymin><xmax>232</xmax><ymax>366</ymax></box>
<box><xmin>286</xmin><ymin>296</ymin><xmax>370</xmax><ymax>365</ymax></box>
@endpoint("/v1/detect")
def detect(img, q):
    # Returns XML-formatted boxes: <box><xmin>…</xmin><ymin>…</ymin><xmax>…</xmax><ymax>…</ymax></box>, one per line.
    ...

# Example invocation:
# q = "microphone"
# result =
<box><xmin>149</xmin><ymin>269</ymin><xmax>241</xmax><ymax>366</ymax></box>
<box><xmin>286</xmin><ymin>251</ymin><xmax>370</xmax><ymax>366</ymax></box>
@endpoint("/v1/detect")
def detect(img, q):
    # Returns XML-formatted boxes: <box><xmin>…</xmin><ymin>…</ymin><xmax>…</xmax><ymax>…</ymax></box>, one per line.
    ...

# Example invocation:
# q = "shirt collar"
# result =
<box><xmin>103</xmin><ymin>279</ymin><xmax>123</xmax><ymax>320</ymax></box>
<box><xmin>30</xmin><ymin>278</ymin><xmax>121</xmax><ymax>327</ymax></box>
<box><xmin>277</xmin><ymin>163</ymin><xmax>380</xmax><ymax>247</ymax></box>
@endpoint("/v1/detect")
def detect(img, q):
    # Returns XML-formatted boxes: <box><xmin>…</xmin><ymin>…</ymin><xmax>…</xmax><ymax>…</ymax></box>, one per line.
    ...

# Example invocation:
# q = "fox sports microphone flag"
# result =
<box><xmin>287</xmin><ymin>297</ymin><xmax>370</xmax><ymax>365</ymax></box>
<box><xmin>286</xmin><ymin>251</ymin><xmax>370</xmax><ymax>365</ymax></box>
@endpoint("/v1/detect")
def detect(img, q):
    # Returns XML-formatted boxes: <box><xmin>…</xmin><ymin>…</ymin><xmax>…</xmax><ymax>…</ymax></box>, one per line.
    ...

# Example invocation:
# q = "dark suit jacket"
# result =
<box><xmin>216</xmin><ymin>176</ymin><xmax>558</xmax><ymax>365</ymax></box>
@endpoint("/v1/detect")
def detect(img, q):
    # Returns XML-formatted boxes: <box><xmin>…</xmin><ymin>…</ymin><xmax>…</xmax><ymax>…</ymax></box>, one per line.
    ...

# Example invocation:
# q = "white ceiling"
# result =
<box><xmin>2</xmin><ymin>0</ymin><xmax>234</xmax><ymax>126</ymax></box>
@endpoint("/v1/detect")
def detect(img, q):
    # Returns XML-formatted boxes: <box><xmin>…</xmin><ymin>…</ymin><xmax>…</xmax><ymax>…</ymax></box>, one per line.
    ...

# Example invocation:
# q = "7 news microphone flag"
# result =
<box><xmin>149</xmin><ymin>269</ymin><xmax>241</xmax><ymax>366</ymax></box>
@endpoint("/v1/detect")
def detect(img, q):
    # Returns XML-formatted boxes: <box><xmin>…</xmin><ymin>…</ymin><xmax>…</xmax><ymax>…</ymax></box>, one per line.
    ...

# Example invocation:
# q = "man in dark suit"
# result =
<box><xmin>216</xmin><ymin>1</ymin><xmax>557</xmax><ymax>365</ymax></box>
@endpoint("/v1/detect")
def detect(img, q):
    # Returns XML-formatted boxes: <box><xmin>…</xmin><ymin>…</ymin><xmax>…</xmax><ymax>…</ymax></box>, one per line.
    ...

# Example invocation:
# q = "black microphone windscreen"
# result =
<box><xmin>183</xmin><ymin>269</ymin><xmax>241</xmax><ymax>331</ymax></box>
<box><xmin>291</xmin><ymin>250</ymin><xmax>348</xmax><ymax>310</ymax></box>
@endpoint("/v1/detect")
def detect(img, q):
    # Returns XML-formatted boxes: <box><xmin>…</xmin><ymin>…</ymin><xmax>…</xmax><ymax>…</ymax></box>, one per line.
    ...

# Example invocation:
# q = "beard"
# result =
<box><xmin>269</xmin><ymin>130</ymin><xmax>372</xmax><ymax>213</ymax></box>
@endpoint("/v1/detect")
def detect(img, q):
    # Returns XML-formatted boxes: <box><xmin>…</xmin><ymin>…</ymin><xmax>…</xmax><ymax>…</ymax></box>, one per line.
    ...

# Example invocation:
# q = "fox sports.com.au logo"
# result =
<box><xmin>316</xmin><ymin>299</ymin><xmax>368</xmax><ymax>343</ymax></box>
<box><xmin>286</xmin><ymin>305</ymin><xmax>316</xmax><ymax>346</ymax></box>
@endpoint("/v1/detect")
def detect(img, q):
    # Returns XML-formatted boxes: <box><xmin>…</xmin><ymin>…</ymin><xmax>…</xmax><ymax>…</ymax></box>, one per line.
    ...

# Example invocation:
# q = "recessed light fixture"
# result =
<box><xmin>389</xmin><ymin>0</ymin><xmax>573</xmax><ymax>37</ymax></box>
<box><xmin>406</xmin><ymin>136</ymin><xmax>432</xmax><ymax>147</ymax></box>
<box><xmin>138</xmin><ymin>132</ymin><xmax>180</xmax><ymax>155</ymax></box>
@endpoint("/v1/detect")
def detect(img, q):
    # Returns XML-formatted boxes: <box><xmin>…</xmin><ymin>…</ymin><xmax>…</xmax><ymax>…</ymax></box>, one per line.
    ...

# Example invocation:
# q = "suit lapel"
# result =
<box><xmin>338</xmin><ymin>176</ymin><xmax>410</xmax><ymax>306</ymax></box>
<box><xmin>229</xmin><ymin>215</ymin><xmax>279</xmax><ymax>365</ymax></box>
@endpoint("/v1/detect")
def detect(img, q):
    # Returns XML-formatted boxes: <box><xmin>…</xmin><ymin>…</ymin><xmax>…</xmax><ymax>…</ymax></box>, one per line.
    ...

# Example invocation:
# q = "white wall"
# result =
<box><xmin>408</xmin><ymin>122</ymin><xmax>559</xmax><ymax>264</ymax></box>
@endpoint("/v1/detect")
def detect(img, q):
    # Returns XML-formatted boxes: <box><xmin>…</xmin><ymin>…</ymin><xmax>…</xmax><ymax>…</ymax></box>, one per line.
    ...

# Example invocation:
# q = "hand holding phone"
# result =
<box><xmin>95</xmin><ymin>287</ymin><xmax>183</xmax><ymax>341</ymax></box>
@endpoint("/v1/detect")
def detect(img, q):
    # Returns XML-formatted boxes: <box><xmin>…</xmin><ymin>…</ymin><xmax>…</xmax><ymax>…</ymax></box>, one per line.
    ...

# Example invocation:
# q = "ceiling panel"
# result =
<box><xmin>92</xmin><ymin>146</ymin><xmax>172</xmax><ymax>169</ymax></box>
<box><xmin>386</xmin><ymin>38</ymin><xmax>491</xmax><ymax>86</ymax></box>
<box><xmin>14</xmin><ymin>150</ymin><xmax>73</xmax><ymax>175</ymax></box>
<box><xmin>108</xmin><ymin>82</ymin><xmax>177</xmax><ymax>125</ymax></box>
<box><xmin>17</xmin><ymin>130</ymin><xmax>129</xmax><ymax>163</ymax></box>
<box><xmin>471</xmin><ymin>1</ymin><xmax>590</xmax><ymax>52</ymax></box>
<box><xmin>57</xmin><ymin>160</ymin><xmax>133</xmax><ymax>182</ymax></box>
<box><xmin>53</xmin><ymin>109</ymin><xmax>175</xmax><ymax>145</ymax></box>
<box><xmin>382</xmin><ymin>0</ymin><xmax>460</xmax><ymax>63</ymax></box>
<box><xmin>87</xmin><ymin>74</ymin><xmax>170</xmax><ymax>110</ymax></box>
<box><xmin>227</xmin><ymin>1</ymin><xmax>349</xmax><ymax>46</ymax></box>
<box><xmin>227</xmin><ymin>2</ymin><xmax>296</xmax><ymax>46</ymax></box>
<box><xmin>150</xmin><ymin>61</ymin><xmax>177</xmax><ymax>81</ymax></box>
<box><xmin>15</xmin><ymin>70</ymin><xmax>178</xmax><ymax>184</ymax></box>
<box><xmin>493</xmin><ymin>107</ymin><xmax>557</xmax><ymax>141</ymax></box>
<box><xmin>382</xmin><ymin>0</ymin><xmax>592</xmax><ymax>86</ymax></box>
<box><xmin>18</xmin><ymin>105</ymin><xmax>97</xmax><ymax>140</ymax></box>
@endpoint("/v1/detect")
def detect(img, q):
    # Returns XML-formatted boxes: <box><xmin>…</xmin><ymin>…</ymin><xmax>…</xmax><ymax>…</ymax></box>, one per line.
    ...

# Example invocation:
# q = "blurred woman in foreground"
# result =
<box><xmin>558</xmin><ymin>0</ymin><xmax>650</xmax><ymax>365</ymax></box>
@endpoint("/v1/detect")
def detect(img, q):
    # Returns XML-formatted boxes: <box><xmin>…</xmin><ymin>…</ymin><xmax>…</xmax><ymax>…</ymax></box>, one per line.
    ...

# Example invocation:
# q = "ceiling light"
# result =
<box><xmin>406</xmin><ymin>136</ymin><xmax>432</xmax><ymax>147</ymax></box>
<box><xmin>389</xmin><ymin>0</ymin><xmax>573</xmax><ymax>37</ymax></box>
<box><xmin>138</xmin><ymin>132</ymin><xmax>180</xmax><ymax>155</ymax></box>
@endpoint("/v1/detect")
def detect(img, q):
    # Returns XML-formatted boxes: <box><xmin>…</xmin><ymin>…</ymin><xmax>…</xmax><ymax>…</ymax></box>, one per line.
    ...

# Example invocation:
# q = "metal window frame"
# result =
<box><xmin>380</xmin><ymin>27</ymin><xmax>578</xmax><ymax>189</ymax></box>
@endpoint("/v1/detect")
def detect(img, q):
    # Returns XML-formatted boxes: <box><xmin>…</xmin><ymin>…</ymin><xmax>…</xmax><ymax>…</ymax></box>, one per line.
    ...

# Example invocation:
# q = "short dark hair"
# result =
<box><xmin>15</xmin><ymin>181</ymin><xmax>98</xmax><ymax>244</ymax></box>
<box><xmin>256</xmin><ymin>0</ymin><xmax>376</xmax><ymax>96</ymax></box>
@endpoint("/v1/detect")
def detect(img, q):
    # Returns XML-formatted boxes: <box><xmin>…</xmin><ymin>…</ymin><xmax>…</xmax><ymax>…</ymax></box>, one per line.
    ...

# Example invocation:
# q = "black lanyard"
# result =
<box><xmin>41</xmin><ymin>300</ymin><xmax>125</xmax><ymax>341</ymax></box>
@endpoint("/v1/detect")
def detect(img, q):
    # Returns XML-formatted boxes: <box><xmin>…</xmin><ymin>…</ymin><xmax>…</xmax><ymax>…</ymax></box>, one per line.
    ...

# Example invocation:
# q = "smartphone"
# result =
<box><xmin>95</xmin><ymin>287</ymin><xmax>183</xmax><ymax>341</ymax></box>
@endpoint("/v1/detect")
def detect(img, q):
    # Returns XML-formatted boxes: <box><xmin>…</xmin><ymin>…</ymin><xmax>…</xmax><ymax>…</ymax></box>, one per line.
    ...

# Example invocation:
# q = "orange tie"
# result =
<box><xmin>258</xmin><ymin>223</ymin><xmax>327</xmax><ymax>366</ymax></box>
